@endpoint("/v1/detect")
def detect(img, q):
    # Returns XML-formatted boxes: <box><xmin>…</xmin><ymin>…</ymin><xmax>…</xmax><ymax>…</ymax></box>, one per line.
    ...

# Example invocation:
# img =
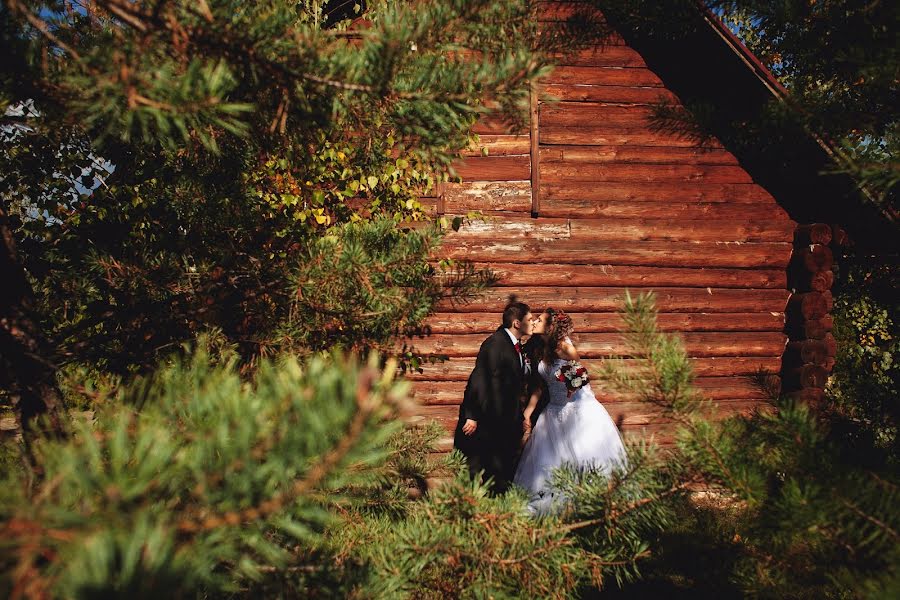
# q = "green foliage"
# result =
<box><xmin>602</xmin><ymin>292</ymin><xmax>900</xmax><ymax>598</ymax></box>
<box><xmin>598</xmin><ymin>291</ymin><xmax>701</xmax><ymax>415</ymax></box>
<box><xmin>0</xmin><ymin>0</ymin><xmax>569</xmax><ymax>381</ymax></box>
<box><xmin>277</xmin><ymin>218</ymin><xmax>495</xmax><ymax>355</ymax></box>
<box><xmin>338</xmin><ymin>470</ymin><xmax>589</xmax><ymax>598</ymax></box>
<box><xmin>829</xmin><ymin>253</ymin><xmax>899</xmax><ymax>450</ymax></box>
<box><xmin>0</xmin><ymin>346</ymin><xmax>410</xmax><ymax>598</ymax></box>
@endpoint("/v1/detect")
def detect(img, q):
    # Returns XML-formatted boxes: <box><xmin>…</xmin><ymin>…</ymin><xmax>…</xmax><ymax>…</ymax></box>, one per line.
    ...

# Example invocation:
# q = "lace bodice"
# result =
<box><xmin>538</xmin><ymin>358</ymin><xmax>587</xmax><ymax>406</ymax></box>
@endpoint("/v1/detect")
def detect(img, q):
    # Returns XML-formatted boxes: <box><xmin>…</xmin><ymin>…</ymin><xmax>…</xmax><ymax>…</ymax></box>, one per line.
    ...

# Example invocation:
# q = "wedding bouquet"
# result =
<box><xmin>554</xmin><ymin>360</ymin><xmax>589</xmax><ymax>398</ymax></box>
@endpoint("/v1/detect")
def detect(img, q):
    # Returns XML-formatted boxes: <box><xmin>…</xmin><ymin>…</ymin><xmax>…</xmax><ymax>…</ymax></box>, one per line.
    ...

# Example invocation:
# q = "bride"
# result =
<box><xmin>514</xmin><ymin>308</ymin><xmax>627</xmax><ymax>515</ymax></box>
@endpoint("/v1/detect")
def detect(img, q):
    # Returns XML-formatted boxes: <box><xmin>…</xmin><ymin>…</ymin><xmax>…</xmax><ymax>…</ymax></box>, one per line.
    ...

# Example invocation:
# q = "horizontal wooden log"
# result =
<box><xmin>460</xmin><ymin>135</ymin><xmax>531</xmax><ymax>157</ymax></box>
<box><xmin>445</xmin><ymin>217</ymin><xmax>794</xmax><ymax>243</ymax></box>
<box><xmin>451</xmin><ymin>155</ymin><xmax>530</xmax><ymax>181</ymax></box>
<box><xmin>435</xmin><ymin>287</ymin><xmax>791</xmax><ymax>313</ymax></box>
<box><xmin>545</xmin><ymin>66</ymin><xmax>664</xmax><ymax>87</ymax></box>
<box><xmin>539</xmin><ymin>145</ymin><xmax>739</xmax><ymax>165</ymax></box>
<box><xmin>542</xmin><ymin>102</ymin><xmax>665</xmax><ymax>127</ymax></box>
<box><xmin>407</xmin><ymin>331</ymin><xmax>787</xmax><ymax>358</ymax></box>
<box><xmin>540</xmin><ymin>162</ymin><xmax>754</xmax><ymax>184</ymax></box>
<box><xmin>538</xmin><ymin>199</ymin><xmax>790</xmax><ymax>220</ymax></box>
<box><xmin>794</xmin><ymin>223</ymin><xmax>833</xmax><ymax>246</ymax></box>
<box><xmin>441</xmin><ymin>181</ymin><xmax>532</xmax><ymax>212</ymax></box>
<box><xmin>420</xmin><ymin>311</ymin><xmax>785</xmax><ymax>334</ymax></box>
<box><xmin>549</xmin><ymin>45</ymin><xmax>647</xmax><ymax>67</ymax></box>
<box><xmin>480</xmin><ymin>263</ymin><xmax>787</xmax><ymax>289</ymax></box>
<box><xmin>413</xmin><ymin>398</ymin><xmax>769</xmax><ymax>433</ymax></box>
<box><xmin>540</xmin><ymin>83</ymin><xmax>679</xmax><ymax>104</ymax></box>
<box><xmin>541</xmin><ymin>181</ymin><xmax>779</xmax><ymax>204</ymax></box>
<box><xmin>797</xmin><ymin>244</ymin><xmax>834</xmax><ymax>272</ymax></box>
<box><xmin>413</xmin><ymin>378</ymin><xmax>773</xmax><ymax>406</ymax></box>
<box><xmin>438</xmin><ymin>239</ymin><xmax>793</xmax><ymax>269</ymax></box>
<box><xmin>403</xmin><ymin>356</ymin><xmax>783</xmax><ymax>381</ymax></box>
<box><xmin>787</xmin><ymin>291</ymin><xmax>831</xmax><ymax>321</ymax></box>
<box><xmin>541</xmin><ymin>125</ymin><xmax>719</xmax><ymax>148</ymax></box>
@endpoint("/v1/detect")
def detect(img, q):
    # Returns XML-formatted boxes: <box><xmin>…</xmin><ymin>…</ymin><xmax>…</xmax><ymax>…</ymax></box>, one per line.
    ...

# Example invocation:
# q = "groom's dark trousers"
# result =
<box><xmin>453</xmin><ymin>327</ymin><xmax>526</xmax><ymax>494</ymax></box>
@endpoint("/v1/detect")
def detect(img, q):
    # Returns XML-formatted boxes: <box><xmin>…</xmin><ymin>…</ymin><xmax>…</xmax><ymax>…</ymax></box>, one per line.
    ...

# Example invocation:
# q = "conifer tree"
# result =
<box><xmin>0</xmin><ymin>0</ymin><xmax>606</xmax><ymax>436</ymax></box>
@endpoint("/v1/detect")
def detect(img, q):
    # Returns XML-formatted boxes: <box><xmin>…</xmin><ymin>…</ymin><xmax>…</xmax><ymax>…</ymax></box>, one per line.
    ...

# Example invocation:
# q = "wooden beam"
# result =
<box><xmin>406</xmin><ymin>331</ymin><xmax>788</xmax><ymax>358</ymax></box>
<box><xmin>442</xmin><ymin>216</ymin><xmax>795</xmax><ymax>243</ymax></box>
<box><xmin>541</xmin><ymin>83</ymin><xmax>679</xmax><ymax>104</ymax></box>
<box><xmin>433</xmin><ymin>286</ymin><xmax>791</xmax><ymax>313</ymax></box>
<box><xmin>539</xmin><ymin>145</ymin><xmax>740</xmax><ymax>166</ymax></box>
<box><xmin>537</xmin><ymin>198</ymin><xmax>791</xmax><ymax>220</ymax></box>
<box><xmin>403</xmin><ymin>357</ymin><xmax>783</xmax><ymax>380</ymax></box>
<box><xmin>545</xmin><ymin>66</ymin><xmax>664</xmax><ymax>87</ymax></box>
<box><xmin>470</xmin><ymin>263</ymin><xmax>788</xmax><ymax>289</ymax></box>
<box><xmin>419</xmin><ymin>311</ymin><xmax>785</xmax><ymax>334</ymax></box>
<box><xmin>540</xmin><ymin>181</ymin><xmax>778</xmax><ymax>204</ymax></box>
<box><xmin>438</xmin><ymin>239</ymin><xmax>794</xmax><ymax>269</ymax></box>
<box><xmin>412</xmin><ymin>379</ymin><xmax>774</xmax><ymax>406</ymax></box>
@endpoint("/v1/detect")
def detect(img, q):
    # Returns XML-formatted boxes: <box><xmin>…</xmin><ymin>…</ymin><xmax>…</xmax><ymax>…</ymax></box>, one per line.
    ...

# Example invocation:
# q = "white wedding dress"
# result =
<box><xmin>514</xmin><ymin>355</ymin><xmax>627</xmax><ymax>515</ymax></box>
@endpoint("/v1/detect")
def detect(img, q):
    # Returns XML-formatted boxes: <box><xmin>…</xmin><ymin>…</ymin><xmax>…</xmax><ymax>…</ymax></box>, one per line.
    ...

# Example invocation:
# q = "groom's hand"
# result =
<box><xmin>462</xmin><ymin>419</ymin><xmax>478</xmax><ymax>435</ymax></box>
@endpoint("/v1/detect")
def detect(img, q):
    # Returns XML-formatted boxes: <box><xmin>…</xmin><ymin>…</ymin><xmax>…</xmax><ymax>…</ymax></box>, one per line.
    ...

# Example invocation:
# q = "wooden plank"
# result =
<box><xmin>549</xmin><ymin>45</ymin><xmax>648</xmax><ymax>68</ymax></box>
<box><xmin>541</xmin><ymin>83</ymin><xmax>679</xmax><ymax>104</ymax></box>
<box><xmin>460</xmin><ymin>135</ymin><xmax>531</xmax><ymax>157</ymax></box>
<box><xmin>539</xmin><ymin>145</ymin><xmax>739</xmax><ymax>165</ymax></box>
<box><xmin>406</xmin><ymin>331</ymin><xmax>787</xmax><ymax>358</ymax></box>
<box><xmin>540</xmin><ymin>162</ymin><xmax>754</xmax><ymax>184</ymax></box>
<box><xmin>441</xmin><ymin>181</ymin><xmax>532</xmax><ymax>213</ymax></box>
<box><xmin>403</xmin><ymin>357</ymin><xmax>783</xmax><ymax>381</ymax></box>
<box><xmin>545</xmin><ymin>66</ymin><xmax>664</xmax><ymax>87</ymax></box>
<box><xmin>541</xmin><ymin>181</ymin><xmax>777</xmax><ymax>204</ymax></box>
<box><xmin>412</xmin><ymin>379</ymin><xmax>774</xmax><ymax>406</ymax></box>
<box><xmin>537</xmin><ymin>199</ymin><xmax>791</xmax><ymax>220</ymax></box>
<box><xmin>541</xmin><ymin>125</ymin><xmax>722</xmax><ymax>147</ymax></box>
<box><xmin>541</xmin><ymin>102</ymin><xmax>676</xmax><ymax>127</ymax></box>
<box><xmin>414</xmin><ymin>399</ymin><xmax>769</xmax><ymax>433</ymax></box>
<box><xmin>452</xmin><ymin>155</ymin><xmax>530</xmax><ymax>181</ymax></box>
<box><xmin>472</xmin><ymin>263</ymin><xmax>788</xmax><ymax>289</ymax></box>
<box><xmin>438</xmin><ymin>240</ymin><xmax>794</xmax><ymax>269</ymax></box>
<box><xmin>434</xmin><ymin>287</ymin><xmax>791</xmax><ymax>313</ymax></box>
<box><xmin>445</xmin><ymin>217</ymin><xmax>794</xmax><ymax>242</ymax></box>
<box><xmin>420</xmin><ymin>312</ymin><xmax>785</xmax><ymax>334</ymax></box>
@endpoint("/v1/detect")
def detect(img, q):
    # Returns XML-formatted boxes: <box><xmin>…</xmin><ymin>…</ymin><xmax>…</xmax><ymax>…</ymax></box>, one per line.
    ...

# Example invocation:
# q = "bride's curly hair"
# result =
<box><xmin>540</xmin><ymin>308</ymin><xmax>574</xmax><ymax>365</ymax></box>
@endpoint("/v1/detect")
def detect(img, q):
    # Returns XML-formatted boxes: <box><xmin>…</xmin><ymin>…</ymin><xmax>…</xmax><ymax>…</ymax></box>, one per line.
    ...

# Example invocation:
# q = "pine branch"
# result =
<box><xmin>839</xmin><ymin>498</ymin><xmax>900</xmax><ymax>542</ymax></box>
<box><xmin>555</xmin><ymin>479</ymin><xmax>698</xmax><ymax>535</ymax></box>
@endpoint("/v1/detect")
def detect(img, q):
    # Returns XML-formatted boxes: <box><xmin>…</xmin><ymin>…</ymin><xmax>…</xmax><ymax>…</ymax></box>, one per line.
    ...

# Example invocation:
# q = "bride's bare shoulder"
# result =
<box><xmin>557</xmin><ymin>339</ymin><xmax>579</xmax><ymax>360</ymax></box>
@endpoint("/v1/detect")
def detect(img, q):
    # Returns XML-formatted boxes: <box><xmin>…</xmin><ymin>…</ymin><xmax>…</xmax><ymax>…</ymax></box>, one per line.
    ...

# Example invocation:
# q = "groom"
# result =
<box><xmin>453</xmin><ymin>301</ymin><xmax>533</xmax><ymax>494</ymax></box>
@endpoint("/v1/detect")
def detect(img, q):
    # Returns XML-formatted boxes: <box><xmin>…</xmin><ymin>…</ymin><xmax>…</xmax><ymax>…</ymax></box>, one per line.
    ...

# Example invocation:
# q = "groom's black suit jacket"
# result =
<box><xmin>453</xmin><ymin>327</ymin><xmax>527</xmax><ymax>492</ymax></box>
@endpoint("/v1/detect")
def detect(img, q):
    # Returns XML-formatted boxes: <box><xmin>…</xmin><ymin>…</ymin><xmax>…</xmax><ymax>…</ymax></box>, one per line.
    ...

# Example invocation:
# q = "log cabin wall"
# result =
<box><xmin>409</xmin><ymin>21</ymin><xmax>816</xmax><ymax>451</ymax></box>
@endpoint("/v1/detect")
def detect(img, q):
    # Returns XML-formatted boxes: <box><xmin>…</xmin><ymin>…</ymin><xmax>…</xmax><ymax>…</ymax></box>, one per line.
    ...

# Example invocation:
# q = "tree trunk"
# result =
<box><xmin>0</xmin><ymin>203</ymin><xmax>67</xmax><ymax>454</ymax></box>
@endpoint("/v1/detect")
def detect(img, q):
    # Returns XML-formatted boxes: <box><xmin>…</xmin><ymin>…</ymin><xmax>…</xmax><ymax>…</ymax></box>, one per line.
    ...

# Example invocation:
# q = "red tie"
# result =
<box><xmin>514</xmin><ymin>341</ymin><xmax>522</xmax><ymax>354</ymax></box>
